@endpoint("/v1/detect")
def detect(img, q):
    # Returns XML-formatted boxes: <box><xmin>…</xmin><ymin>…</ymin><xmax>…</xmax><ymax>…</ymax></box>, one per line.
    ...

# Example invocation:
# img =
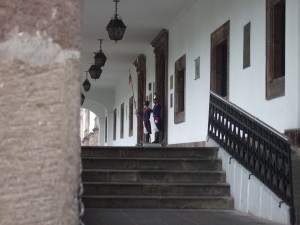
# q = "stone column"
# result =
<box><xmin>0</xmin><ymin>1</ymin><xmax>81</xmax><ymax>225</ymax></box>
<box><xmin>93</xmin><ymin>116</ymin><xmax>100</xmax><ymax>145</ymax></box>
<box><xmin>106</xmin><ymin>110</ymin><xmax>115</xmax><ymax>145</ymax></box>
<box><xmin>99</xmin><ymin>117</ymin><xmax>106</xmax><ymax>146</ymax></box>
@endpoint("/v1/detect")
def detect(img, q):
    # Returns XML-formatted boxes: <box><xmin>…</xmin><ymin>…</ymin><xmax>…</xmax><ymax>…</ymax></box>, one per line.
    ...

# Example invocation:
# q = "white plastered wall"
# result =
<box><xmin>103</xmin><ymin>46</ymin><xmax>156</xmax><ymax>146</ymax></box>
<box><xmin>218</xmin><ymin>147</ymin><xmax>290</xmax><ymax>224</ymax></box>
<box><xmin>281</xmin><ymin>0</ymin><xmax>299</xmax><ymax>131</ymax></box>
<box><xmin>204</xmin><ymin>139</ymin><xmax>290</xmax><ymax>225</ymax></box>
<box><xmin>110</xmin><ymin>66</ymin><xmax>139</xmax><ymax>146</ymax></box>
<box><xmin>166</xmin><ymin>0</ymin><xmax>300</xmax><ymax>145</ymax></box>
<box><xmin>95</xmin><ymin>0</ymin><xmax>300</xmax><ymax>146</ymax></box>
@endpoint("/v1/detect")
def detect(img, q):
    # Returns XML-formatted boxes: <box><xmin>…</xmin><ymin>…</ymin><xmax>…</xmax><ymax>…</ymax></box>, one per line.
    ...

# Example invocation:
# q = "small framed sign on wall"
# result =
<box><xmin>243</xmin><ymin>22</ymin><xmax>251</xmax><ymax>69</ymax></box>
<box><xmin>170</xmin><ymin>75</ymin><xmax>173</xmax><ymax>90</ymax></box>
<box><xmin>194</xmin><ymin>57</ymin><xmax>200</xmax><ymax>80</ymax></box>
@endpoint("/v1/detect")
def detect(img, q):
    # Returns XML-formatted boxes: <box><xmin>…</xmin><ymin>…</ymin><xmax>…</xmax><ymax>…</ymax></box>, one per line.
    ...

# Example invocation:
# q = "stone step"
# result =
<box><xmin>81</xmin><ymin>146</ymin><xmax>218</xmax><ymax>159</ymax></box>
<box><xmin>82</xmin><ymin>158</ymin><xmax>222</xmax><ymax>171</ymax></box>
<box><xmin>83</xmin><ymin>182</ymin><xmax>231</xmax><ymax>196</ymax></box>
<box><xmin>82</xmin><ymin>195</ymin><xmax>234</xmax><ymax>209</ymax></box>
<box><xmin>82</xmin><ymin>169</ymin><xmax>226</xmax><ymax>183</ymax></box>
<box><xmin>81</xmin><ymin>146</ymin><xmax>232</xmax><ymax>210</ymax></box>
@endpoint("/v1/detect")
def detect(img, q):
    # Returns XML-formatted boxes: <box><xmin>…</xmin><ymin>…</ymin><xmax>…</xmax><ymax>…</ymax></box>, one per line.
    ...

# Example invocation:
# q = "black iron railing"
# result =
<box><xmin>207</xmin><ymin>92</ymin><xmax>295</xmax><ymax>225</ymax></box>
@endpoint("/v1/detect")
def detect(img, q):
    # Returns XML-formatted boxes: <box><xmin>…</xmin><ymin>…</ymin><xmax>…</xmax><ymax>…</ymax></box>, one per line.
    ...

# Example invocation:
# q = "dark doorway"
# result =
<box><xmin>211</xmin><ymin>21</ymin><xmax>230</xmax><ymax>98</ymax></box>
<box><xmin>215</xmin><ymin>40</ymin><xmax>228</xmax><ymax>97</ymax></box>
<box><xmin>151</xmin><ymin>29</ymin><xmax>169</xmax><ymax>145</ymax></box>
<box><xmin>266</xmin><ymin>0</ymin><xmax>285</xmax><ymax>100</ymax></box>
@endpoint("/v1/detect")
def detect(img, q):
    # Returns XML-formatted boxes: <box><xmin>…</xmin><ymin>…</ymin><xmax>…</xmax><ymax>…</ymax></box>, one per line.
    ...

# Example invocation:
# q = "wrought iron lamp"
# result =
<box><xmin>81</xmin><ymin>92</ymin><xmax>85</xmax><ymax>105</ymax></box>
<box><xmin>94</xmin><ymin>39</ymin><xmax>107</xmax><ymax>67</ymax></box>
<box><xmin>82</xmin><ymin>71</ymin><xmax>91</xmax><ymax>92</ymax></box>
<box><xmin>88</xmin><ymin>64</ymin><xmax>102</xmax><ymax>80</ymax></box>
<box><xmin>106</xmin><ymin>0</ymin><xmax>126</xmax><ymax>43</ymax></box>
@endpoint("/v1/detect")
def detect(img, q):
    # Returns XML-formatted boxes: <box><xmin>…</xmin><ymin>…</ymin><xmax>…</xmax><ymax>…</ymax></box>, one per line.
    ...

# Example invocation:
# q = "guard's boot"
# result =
<box><xmin>152</xmin><ymin>132</ymin><xmax>159</xmax><ymax>143</ymax></box>
<box><xmin>145</xmin><ymin>134</ymin><xmax>150</xmax><ymax>143</ymax></box>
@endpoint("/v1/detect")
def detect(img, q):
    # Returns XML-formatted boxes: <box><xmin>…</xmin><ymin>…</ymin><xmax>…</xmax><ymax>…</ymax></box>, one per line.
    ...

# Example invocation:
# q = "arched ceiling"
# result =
<box><xmin>81</xmin><ymin>0</ymin><xmax>195</xmax><ymax>91</ymax></box>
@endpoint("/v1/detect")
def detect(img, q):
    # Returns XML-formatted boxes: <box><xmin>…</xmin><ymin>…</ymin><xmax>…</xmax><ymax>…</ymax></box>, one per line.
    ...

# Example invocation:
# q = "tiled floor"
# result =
<box><xmin>82</xmin><ymin>209</ymin><xmax>283</xmax><ymax>225</ymax></box>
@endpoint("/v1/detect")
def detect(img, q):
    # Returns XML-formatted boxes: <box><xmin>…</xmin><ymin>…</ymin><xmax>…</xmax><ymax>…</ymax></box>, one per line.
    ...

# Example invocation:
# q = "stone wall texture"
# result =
<box><xmin>0</xmin><ymin>1</ymin><xmax>81</xmax><ymax>225</ymax></box>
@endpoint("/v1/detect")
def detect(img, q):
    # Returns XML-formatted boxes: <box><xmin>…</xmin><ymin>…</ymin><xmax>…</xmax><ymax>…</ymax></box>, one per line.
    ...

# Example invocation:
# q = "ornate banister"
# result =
<box><xmin>207</xmin><ymin>91</ymin><xmax>295</xmax><ymax>225</ymax></box>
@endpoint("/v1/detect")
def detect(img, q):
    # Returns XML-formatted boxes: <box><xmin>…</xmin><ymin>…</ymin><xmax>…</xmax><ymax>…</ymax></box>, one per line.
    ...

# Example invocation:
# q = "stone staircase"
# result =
<box><xmin>81</xmin><ymin>146</ymin><xmax>234</xmax><ymax>209</ymax></box>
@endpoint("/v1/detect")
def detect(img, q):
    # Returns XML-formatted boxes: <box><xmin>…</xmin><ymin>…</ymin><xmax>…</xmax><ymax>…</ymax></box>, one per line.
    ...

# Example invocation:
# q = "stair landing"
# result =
<box><xmin>83</xmin><ymin>208</ymin><xmax>283</xmax><ymax>225</ymax></box>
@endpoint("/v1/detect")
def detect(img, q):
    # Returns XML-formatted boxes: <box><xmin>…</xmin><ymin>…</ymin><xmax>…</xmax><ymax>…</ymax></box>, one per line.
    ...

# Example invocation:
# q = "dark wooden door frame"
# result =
<box><xmin>211</xmin><ymin>21</ymin><xmax>230</xmax><ymax>99</ymax></box>
<box><xmin>151</xmin><ymin>29</ymin><xmax>168</xmax><ymax>146</ymax></box>
<box><xmin>133</xmin><ymin>54</ymin><xmax>146</xmax><ymax>145</ymax></box>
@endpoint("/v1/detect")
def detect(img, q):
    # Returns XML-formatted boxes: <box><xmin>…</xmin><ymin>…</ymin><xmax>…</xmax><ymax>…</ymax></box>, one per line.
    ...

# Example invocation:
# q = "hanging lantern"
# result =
<box><xmin>82</xmin><ymin>71</ymin><xmax>91</xmax><ymax>92</ymax></box>
<box><xmin>106</xmin><ymin>0</ymin><xmax>126</xmax><ymax>43</ymax></box>
<box><xmin>81</xmin><ymin>92</ymin><xmax>85</xmax><ymax>105</ymax></box>
<box><xmin>94</xmin><ymin>39</ymin><xmax>107</xmax><ymax>67</ymax></box>
<box><xmin>88</xmin><ymin>64</ymin><xmax>102</xmax><ymax>80</ymax></box>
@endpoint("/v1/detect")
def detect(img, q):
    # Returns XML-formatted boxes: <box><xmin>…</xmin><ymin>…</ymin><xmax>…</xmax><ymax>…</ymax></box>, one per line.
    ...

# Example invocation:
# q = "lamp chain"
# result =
<box><xmin>99</xmin><ymin>39</ymin><xmax>103</xmax><ymax>51</ymax></box>
<box><xmin>115</xmin><ymin>1</ymin><xmax>118</xmax><ymax>15</ymax></box>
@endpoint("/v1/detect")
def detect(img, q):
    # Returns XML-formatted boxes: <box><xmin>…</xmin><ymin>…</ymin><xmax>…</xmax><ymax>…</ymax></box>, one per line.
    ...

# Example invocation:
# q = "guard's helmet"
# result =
<box><xmin>153</xmin><ymin>94</ymin><xmax>159</xmax><ymax>101</ymax></box>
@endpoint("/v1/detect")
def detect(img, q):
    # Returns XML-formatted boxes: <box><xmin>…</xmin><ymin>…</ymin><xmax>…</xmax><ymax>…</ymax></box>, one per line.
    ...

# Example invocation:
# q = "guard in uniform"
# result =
<box><xmin>152</xmin><ymin>94</ymin><xmax>163</xmax><ymax>143</ymax></box>
<box><xmin>137</xmin><ymin>100</ymin><xmax>152</xmax><ymax>143</ymax></box>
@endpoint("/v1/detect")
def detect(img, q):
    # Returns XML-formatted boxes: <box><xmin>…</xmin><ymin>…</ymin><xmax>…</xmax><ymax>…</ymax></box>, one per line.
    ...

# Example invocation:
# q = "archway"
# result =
<box><xmin>82</xmin><ymin>98</ymin><xmax>107</xmax><ymax>146</ymax></box>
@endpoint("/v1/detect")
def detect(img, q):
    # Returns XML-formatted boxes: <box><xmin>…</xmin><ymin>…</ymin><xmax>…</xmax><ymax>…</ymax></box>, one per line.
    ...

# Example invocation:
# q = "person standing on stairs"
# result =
<box><xmin>136</xmin><ymin>100</ymin><xmax>152</xmax><ymax>143</ymax></box>
<box><xmin>152</xmin><ymin>94</ymin><xmax>163</xmax><ymax>143</ymax></box>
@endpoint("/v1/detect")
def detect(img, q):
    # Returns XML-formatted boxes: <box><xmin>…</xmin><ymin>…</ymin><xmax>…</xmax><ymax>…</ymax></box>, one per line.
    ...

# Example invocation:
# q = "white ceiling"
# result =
<box><xmin>81</xmin><ymin>0</ymin><xmax>194</xmax><ymax>90</ymax></box>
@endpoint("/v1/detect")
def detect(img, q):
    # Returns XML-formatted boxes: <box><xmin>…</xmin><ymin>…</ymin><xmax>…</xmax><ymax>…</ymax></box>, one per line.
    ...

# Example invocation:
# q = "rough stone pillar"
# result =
<box><xmin>0</xmin><ymin>1</ymin><xmax>81</xmax><ymax>225</ymax></box>
<box><xmin>299</xmin><ymin>0</ymin><xmax>300</xmax><ymax>131</ymax></box>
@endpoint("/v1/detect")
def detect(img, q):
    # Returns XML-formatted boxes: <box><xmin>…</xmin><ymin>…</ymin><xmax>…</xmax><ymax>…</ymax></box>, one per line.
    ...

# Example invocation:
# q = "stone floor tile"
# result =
<box><xmin>82</xmin><ymin>209</ymin><xmax>284</xmax><ymax>225</ymax></box>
